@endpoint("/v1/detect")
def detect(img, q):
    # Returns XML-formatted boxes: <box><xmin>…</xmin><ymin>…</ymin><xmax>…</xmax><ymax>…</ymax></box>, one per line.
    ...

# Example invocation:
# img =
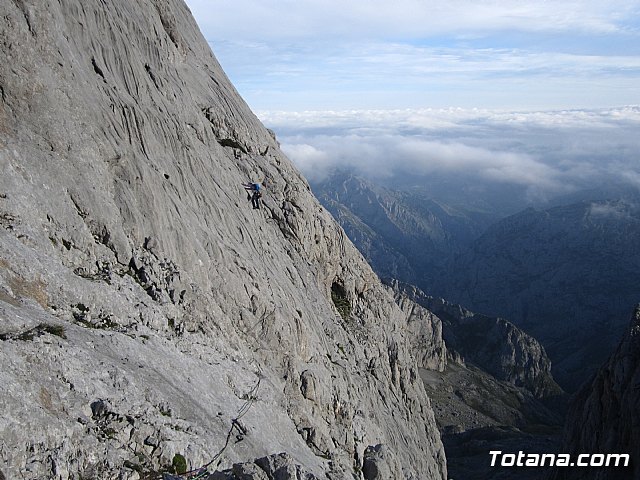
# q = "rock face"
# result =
<box><xmin>0</xmin><ymin>1</ymin><xmax>447</xmax><ymax>479</ymax></box>
<box><xmin>392</xmin><ymin>282</ymin><xmax>564</xmax><ymax>480</ymax></box>
<box><xmin>210</xmin><ymin>452</ymin><xmax>319</xmax><ymax>480</ymax></box>
<box><xmin>390</xmin><ymin>281</ymin><xmax>562</xmax><ymax>399</ymax></box>
<box><xmin>389</xmin><ymin>287</ymin><xmax>447</xmax><ymax>373</ymax></box>
<box><xmin>553</xmin><ymin>306</ymin><xmax>640</xmax><ymax>480</ymax></box>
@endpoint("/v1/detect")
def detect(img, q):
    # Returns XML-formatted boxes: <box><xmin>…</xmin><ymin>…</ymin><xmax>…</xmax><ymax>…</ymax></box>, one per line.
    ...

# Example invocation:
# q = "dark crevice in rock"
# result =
<box><xmin>91</xmin><ymin>57</ymin><xmax>106</xmax><ymax>81</ymax></box>
<box><xmin>144</xmin><ymin>63</ymin><xmax>160</xmax><ymax>90</ymax></box>
<box><xmin>331</xmin><ymin>281</ymin><xmax>351</xmax><ymax>320</ymax></box>
<box><xmin>363</xmin><ymin>444</ymin><xmax>390</xmax><ymax>480</ymax></box>
<box><xmin>68</xmin><ymin>192</ymin><xmax>88</xmax><ymax>219</ymax></box>
<box><xmin>10</xmin><ymin>0</ymin><xmax>33</xmax><ymax>35</ymax></box>
<box><xmin>217</xmin><ymin>137</ymin><xmax>247</xmax><ymax>153</ymax></box>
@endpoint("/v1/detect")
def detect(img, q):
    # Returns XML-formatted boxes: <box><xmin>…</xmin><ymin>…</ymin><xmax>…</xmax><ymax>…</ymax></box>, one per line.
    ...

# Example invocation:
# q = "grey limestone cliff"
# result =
<box><xmin>390</xmin><ymin>281</ymin><xmax>562</xmax><ymax>400</ymax></box>
<box><xmin>0</xmin><ymin>1</ymin><xmax>447</xmax><ymax>478</ymax></box>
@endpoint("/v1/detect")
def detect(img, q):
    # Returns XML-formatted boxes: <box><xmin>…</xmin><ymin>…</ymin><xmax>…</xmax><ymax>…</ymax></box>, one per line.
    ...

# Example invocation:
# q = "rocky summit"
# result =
<box><xmin>0</xmin><ymin>1</ymin><xmax>447</xmax><ymax>478</ymax></box>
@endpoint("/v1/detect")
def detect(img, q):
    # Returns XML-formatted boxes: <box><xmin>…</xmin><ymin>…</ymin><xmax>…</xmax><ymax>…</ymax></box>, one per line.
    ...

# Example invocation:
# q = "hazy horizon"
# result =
<box><xmin>259</xmin><ymin>106</ymin><xmax>640</xmax><ymax>212</ymax></box>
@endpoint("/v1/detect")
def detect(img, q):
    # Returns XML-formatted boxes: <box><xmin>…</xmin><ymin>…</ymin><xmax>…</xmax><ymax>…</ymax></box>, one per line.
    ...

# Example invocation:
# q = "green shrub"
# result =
<box><xmin>2</xmin><ymin>323</ymin><xmax>67</xmax><ymax>341</ymax></box>
<box><xmin>331</xmin><ymin>282</ymin><xmax>351</xmax><ymax>320</ymax></box>
<box><xmin>42</xmin><ymin>324</ymin><xmax>66</xmax><ymax>338</ymax></box>
<box><xmin>171</xmin><ymin>454</ymin><xmax>187</xmax><ymax>475</ymax></box>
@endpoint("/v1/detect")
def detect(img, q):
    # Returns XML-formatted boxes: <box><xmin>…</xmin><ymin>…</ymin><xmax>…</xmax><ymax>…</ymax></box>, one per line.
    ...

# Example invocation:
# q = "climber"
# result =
<box><xmin>242</xmin><ymin>180</ymin><xmax>266</xmax><ymax>209</ymax></box>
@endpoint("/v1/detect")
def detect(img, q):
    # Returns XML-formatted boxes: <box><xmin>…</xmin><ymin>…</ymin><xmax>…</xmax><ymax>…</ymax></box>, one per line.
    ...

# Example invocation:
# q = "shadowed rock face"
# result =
<box><xmin>0</xmin><ymin>1</ymin><xmax>447</xmax><ymax>478</ymax></box>
<box><xmin>553</xmin><ymin>306</ymin><xmax>640</xmax><ymax>480</ymax></box>
<box><xmin>312</xmin><ymin>172</ymin><xmax>492</xmax><ymax>292</ymax></box>
<box><xmin>440</xmin><ymin>201</ymin><xmax>640</xmax><ymax>391</ymax></box>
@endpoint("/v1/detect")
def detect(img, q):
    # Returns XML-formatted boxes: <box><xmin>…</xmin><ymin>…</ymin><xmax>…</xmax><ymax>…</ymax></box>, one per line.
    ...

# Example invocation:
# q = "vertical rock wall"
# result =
<box><xmin>554</xmin><ymin>306</ymin><xmax>640</xmax><ymax>480</ymax></box>
<box><xmin>0</xmin><ymin>0</ymin><xmax>447</xmax><ymax>478</ymax></box>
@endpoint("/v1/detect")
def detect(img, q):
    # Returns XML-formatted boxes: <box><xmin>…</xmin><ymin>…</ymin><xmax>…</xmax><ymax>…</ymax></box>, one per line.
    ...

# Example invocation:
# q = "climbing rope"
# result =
<box><xmin>160</xmin><ymin>373</ymin><xmax>262</xmax><ymax>480</ymax></box>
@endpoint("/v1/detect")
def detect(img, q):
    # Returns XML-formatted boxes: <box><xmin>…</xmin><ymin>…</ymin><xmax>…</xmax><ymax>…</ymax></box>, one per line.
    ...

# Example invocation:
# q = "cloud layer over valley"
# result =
<box><xmin>260</xmin><ymin>106</ymin><xmax>640</xmax><ymax>206</ymax></box>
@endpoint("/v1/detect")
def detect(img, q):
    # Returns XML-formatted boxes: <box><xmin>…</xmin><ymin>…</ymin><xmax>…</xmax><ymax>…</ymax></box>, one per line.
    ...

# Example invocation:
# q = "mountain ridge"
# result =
<box><xmin>314</xmin><ymin>171</ymin><xmax>640</xmax><ymax>392</ymax></box>
<box><xmin>313</xmin><ymin>172</ymin><xmax>492</xmax><ymax>291</ymax></box>
<box><xmin>388</xmin><ymin>280</ymin><xmax>563</xmax><ymax>400</ymax></box>
<box><xmin>442</xmin><ymin>197</ymin><xmax>640</xmax><ymax>390</ymax></box>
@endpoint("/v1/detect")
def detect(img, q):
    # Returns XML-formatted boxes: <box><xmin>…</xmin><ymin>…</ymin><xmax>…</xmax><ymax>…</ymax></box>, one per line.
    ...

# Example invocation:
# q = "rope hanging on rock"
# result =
<box><xmin>160</xmin><ymin>374</ymin><xmax>262</xmax><ymax>480</ymax></box>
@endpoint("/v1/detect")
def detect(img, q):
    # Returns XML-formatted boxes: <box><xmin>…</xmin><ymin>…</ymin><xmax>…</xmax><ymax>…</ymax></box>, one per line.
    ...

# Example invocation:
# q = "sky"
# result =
<box><xmin>185</xmin><ymin>1</ymin><xmax>640</xmax><ymax>204</ymax></box>
<box><xmin>186</xmin><ymin>0</ymin><xmax>640</xmax><ymax>111</ymax></box>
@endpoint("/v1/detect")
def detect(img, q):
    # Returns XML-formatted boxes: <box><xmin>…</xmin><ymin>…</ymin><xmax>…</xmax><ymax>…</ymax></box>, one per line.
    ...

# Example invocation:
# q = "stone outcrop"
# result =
<box><xmin>0</xmin><ymin>1</ymin><xmax>447</xmax><ymax>478</ymax></box>
<box><xmin>389</xmin><ymin>288</ymin><xmax>447</xmax><ymax>373</ymax></box>
<box><xmin>391</xmin><ymin>282</ymin><xmax>564</xmax><ymax>480</ymax></box>
<box><xmin>553</xmin><ymin>306</ymin><xmax>640</xmax><ymax>480</ymax></box>
<box><xmin>390</xmin><ymin>281</ymin><xmax>562</xmax><ymax>399</ymax></box>
<box><xmin>208</xmin><ymin>452</ymin><xmax>319</xmax><ymax>480</ymax></box>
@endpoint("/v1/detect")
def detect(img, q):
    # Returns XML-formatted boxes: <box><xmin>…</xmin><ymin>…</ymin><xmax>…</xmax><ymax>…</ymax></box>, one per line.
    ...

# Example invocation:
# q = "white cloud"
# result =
<box><xmin>187</xmin><ymin>1</ymin><xmax>638</xmax><ymax>41</ymax></box>
<box><xmin>280</xmin><ymin>143</ymin><xmax>334</xmax><ymax>182</ymax></box>
<box><xmin>260</xmin><ymin>106</ymin><xmax>640</xmax><ymax>199</ymax></box>
<box><xmin>589</xmin><ymin>200</ymin><xmax>639</xmax><ymax>220</ymax></box>
<box><xmin>395</xmin><ymin>138</ymin><xmax>560</xmax><ymax>187</ymax></box>
<box><xmin>187</xmin><ymin>1</ymin><xmax>640</xmax><ymax>111</ymax></box>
